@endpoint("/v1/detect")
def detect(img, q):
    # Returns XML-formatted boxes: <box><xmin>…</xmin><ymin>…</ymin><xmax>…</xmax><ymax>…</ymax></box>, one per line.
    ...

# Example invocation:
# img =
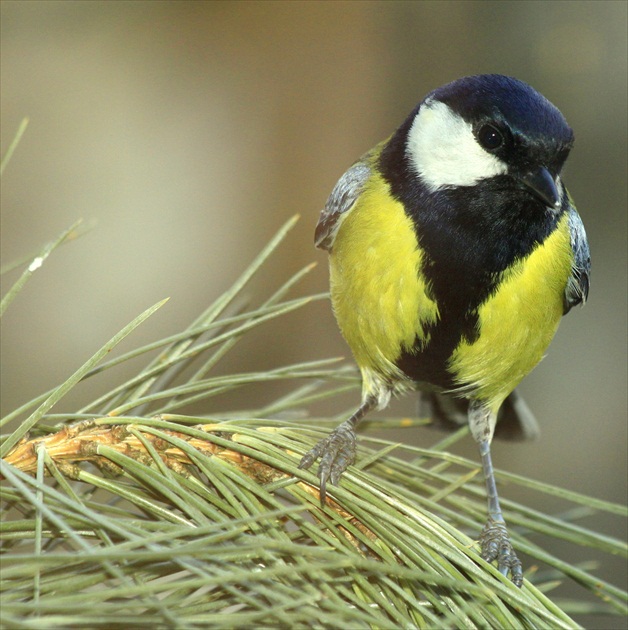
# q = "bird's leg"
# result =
<box><xmin>469</xmin><ymin>401</ymin><xmax>523</xmax><ymax>587</ymax></box>
<box><xmin>298</xmin><ymin>397</ymin><xmax>377</xmax><ymax>506</ymax></box>
<box><xmin>478</xmin><ymin>439</ymin><xmax>523</xmax><ymax>586</ymax></box>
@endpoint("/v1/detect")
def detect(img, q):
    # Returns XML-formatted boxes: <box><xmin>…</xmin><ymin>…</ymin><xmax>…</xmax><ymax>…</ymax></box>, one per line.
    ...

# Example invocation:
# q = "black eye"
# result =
<box><xmin>477</xmin><ymin>124</ymin><xmax>504</xmax><ymax>151</ymax></box>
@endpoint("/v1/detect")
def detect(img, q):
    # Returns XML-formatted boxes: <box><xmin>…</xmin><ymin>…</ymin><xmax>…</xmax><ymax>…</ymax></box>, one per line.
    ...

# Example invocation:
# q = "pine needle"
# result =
<box><xmin>2</xmin><ymin>216</ymin><xmax>626</xmax><ymax>628</ymax></box>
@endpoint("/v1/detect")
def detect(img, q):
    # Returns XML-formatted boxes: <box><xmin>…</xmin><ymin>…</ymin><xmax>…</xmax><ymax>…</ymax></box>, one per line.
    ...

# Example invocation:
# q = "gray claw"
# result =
<box><xmin>298</xmin><ymin>421</ymin><xmax>357</xmax><ymax>506</ymax></box>
<box><xmin>298</xmin><ymin>444</ymin><xmax>323</xmax><ymax>471</ymax></box>
<box><xmin>480</xmin><ymin>519</ymin><xmax>523</xmax><ymax>587</ymax></box>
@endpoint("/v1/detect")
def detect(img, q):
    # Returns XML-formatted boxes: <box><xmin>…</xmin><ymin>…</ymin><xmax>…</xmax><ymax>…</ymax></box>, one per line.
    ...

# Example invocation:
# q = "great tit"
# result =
<box><xmin>299</xmin><ymin>74</ymin><xmax>590</xmax><ymax>587</ymax></box>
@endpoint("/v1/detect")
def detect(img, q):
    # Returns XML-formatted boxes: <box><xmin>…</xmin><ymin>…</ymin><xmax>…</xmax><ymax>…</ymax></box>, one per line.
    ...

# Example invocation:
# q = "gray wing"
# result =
<box><xmin>314</xmin><ymin>160</ymin><xmax>370</xmax><ymax>251</ymax></box>
<box><xmin>563</xmin><ymin>204</ymin><xmax>591</xmax><ymax>314</ymax></box>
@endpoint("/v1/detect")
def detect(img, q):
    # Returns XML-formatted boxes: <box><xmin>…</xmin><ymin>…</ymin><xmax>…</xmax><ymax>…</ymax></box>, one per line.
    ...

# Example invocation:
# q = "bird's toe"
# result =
<box><xmin>480</xmin><ymin>519</ymin><xmax>523</xmax><ymax>587</ymax></box>
<box><xmin>298</xmin><ymin>422</ymin><xmax>357</xmax><ymax>506</ymax></box>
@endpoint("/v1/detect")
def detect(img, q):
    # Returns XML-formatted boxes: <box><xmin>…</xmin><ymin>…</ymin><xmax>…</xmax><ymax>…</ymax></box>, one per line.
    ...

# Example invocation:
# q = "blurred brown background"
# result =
<box><xmin>1</xmin><ymin>0</ymin><xmax>626</xmax><ymax>619</ymax></box>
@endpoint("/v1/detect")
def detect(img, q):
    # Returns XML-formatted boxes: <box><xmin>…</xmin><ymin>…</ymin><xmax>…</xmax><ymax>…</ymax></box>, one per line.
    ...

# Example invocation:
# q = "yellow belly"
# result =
<box><xmin>329</xmin><ymin>172</ymin><xmax>573</xmax><ymax>411</ymax></box>
<box><xmin>329</xmin><ymin>172</ymin><xmax>438</xmax><ymax>399</ymax></box>
<box><xmin>449</xmin><ymin>213</ymin><xmax>573</xmax><ymax>410</ymax></box>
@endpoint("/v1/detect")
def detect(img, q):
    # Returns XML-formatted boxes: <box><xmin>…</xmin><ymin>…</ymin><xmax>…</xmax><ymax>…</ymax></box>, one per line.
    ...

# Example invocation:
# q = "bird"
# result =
<box><xmin>299</xmin><ymin>74</ymin><xmax>590</xmax><ymax>587</ymax></box>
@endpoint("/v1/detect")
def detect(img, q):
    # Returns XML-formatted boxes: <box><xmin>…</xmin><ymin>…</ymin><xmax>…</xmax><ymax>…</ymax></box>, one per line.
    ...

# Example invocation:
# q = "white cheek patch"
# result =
<box><xmin>406</xmin><ymin>100</ymin><xmax>508</xmax><ymax>191</ymax></box>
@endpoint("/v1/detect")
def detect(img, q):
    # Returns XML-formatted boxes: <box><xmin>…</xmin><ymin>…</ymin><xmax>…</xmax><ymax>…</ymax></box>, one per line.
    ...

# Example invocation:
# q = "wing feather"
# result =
<box><xmin>564</xmin><ymin>204</ymin><xmax>590</xmax><ymax>314</ymax></box>
<box><xmin>315</xmin><ymin>161</ymin><xmax>371</xmax><ymax>251</ymax></box>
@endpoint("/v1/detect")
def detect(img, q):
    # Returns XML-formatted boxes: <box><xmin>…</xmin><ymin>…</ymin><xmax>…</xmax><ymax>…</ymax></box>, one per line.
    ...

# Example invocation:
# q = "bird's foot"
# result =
<box><xmin>480</xmin><ymin>518</ymin><xmax>523</xmax><ymax>587</ymax></box>
<box><xmin>298</xmin><ymin>420</ymin><xmax>357</xmax><ymax>506</ymax></box>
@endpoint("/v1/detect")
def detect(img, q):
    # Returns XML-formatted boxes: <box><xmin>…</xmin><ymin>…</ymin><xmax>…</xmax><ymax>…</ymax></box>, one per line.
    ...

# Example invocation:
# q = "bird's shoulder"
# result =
<box><xmin>315</xmin><ymin>145</ymin><xmax>385</xmax><ymax>251</ymax></box>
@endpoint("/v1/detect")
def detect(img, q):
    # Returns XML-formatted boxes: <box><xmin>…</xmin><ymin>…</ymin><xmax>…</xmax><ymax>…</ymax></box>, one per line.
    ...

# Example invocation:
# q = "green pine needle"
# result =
<box><xmin>1</xmin><ymin>215</ymin><xmax>626</xmax><ymax>629</ymax></box>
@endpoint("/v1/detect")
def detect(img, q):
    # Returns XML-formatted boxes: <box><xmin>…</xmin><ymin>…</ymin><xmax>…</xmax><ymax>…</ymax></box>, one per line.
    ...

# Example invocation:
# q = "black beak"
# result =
<box><xmin>521</xmin><ymin>167</ymin><xmax>561</xmax><ymax>211</ymax></box>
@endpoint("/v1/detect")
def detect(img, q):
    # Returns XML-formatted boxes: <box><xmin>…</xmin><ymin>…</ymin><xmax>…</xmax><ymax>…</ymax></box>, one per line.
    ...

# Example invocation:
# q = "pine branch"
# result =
<box><xmin>1</xmin><ymin>209</ymin><xmax>626</xmax><ymax>629</ymax></box>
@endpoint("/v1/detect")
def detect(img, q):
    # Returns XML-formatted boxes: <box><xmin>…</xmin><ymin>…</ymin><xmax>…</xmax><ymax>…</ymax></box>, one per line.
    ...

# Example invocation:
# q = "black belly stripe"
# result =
<box><xmin>396</xmin><ymin>307</ymin><xmax>478</xmax><ymax>390</ymax></box>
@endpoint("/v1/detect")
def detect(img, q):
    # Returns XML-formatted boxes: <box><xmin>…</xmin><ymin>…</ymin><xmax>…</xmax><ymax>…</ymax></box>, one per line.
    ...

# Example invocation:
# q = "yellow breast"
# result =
<box><xmin>329</xmin><ymin>170</ymin><xmax>573</xmax><ymax>411</ymax></box>
<box><xmin>448</xmin><ymin>212</ymin><xmax>573</xmax><ymax>410</ymax></box>
<box><xmin>329</xmin><ymin>172</ymin><xmax>438</xmax><ymax>392</ymax></box>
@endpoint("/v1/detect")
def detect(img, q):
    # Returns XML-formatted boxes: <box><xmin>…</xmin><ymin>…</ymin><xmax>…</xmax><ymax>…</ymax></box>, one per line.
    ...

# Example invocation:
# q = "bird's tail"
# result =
<box><xmin>419</xmin><ymin>389</ymin><xmax>540</xmax><ymax>441</ymax></box>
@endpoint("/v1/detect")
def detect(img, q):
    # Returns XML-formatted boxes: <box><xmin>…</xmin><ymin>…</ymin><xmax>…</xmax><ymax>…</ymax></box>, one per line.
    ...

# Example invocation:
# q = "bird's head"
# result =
<box><xmin>402</xmin><ymin>74</ymin><xmax>574</xmax><ymax>212</ymax></box>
